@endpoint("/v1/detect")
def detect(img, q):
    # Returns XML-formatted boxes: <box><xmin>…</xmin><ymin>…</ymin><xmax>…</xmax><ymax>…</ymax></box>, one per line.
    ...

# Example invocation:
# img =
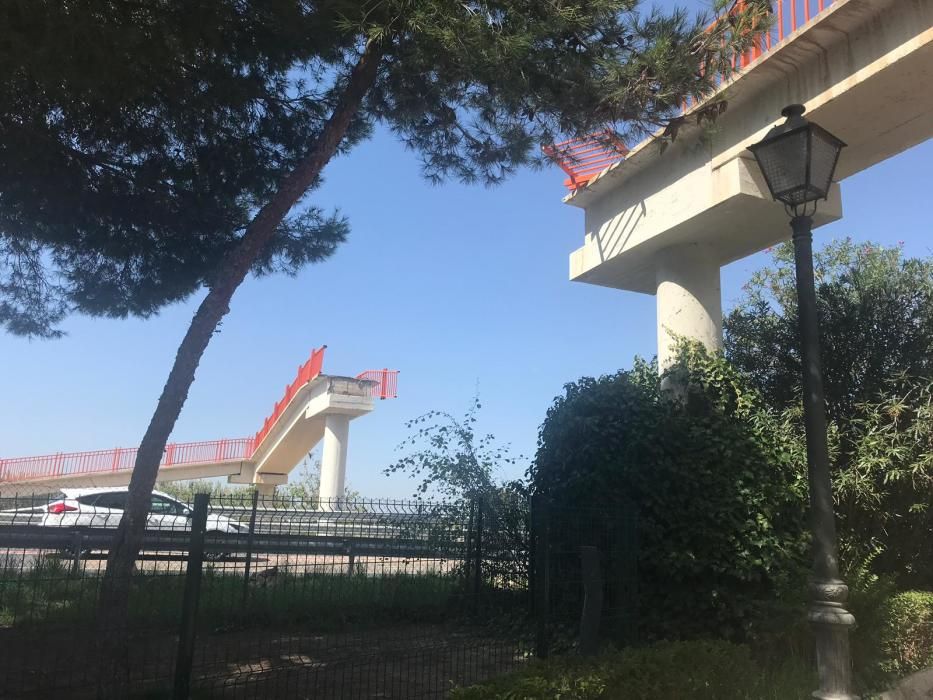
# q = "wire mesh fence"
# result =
<box><xmin>0</xmin><ymin>488</ymin><xmax>637</xmax><ymax>698</ymax></box>
<box><xmin>532</xmin><ymin>497</ymin><xmax>639</xmax><ymax>658</ymax></box>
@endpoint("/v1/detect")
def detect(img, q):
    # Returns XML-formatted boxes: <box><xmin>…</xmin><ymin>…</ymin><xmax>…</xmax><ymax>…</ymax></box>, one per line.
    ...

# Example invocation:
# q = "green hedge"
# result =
<box><xmin>452</xmin><ymin>598</ymin><xmax>933</xmax><ymax>700</ymax></box>
<box><xmin>451</xmin><ymin>640</ymin><xmax>813</xmax><ymax>700</ymax></box>
<box><xmin>532</xmin><ymin>346</ymin><xmax>809</xmax><ymax>640</ymax></box>
<box><xmin>872</xmin><ymin>591</ymin><xmax>933</xmax><ymax>678</ymax></box>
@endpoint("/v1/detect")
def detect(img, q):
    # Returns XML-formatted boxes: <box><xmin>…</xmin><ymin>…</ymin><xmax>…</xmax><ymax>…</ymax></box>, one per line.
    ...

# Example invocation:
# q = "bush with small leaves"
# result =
<box><xmin>531</xmin><ymin>345</ymin><xmax>809</xmax><ymax>641</ymax></box>
<box><xmin>875</xmin><ymin>591</ymin><xmax>933</xmax><ymax>678</ymax></box>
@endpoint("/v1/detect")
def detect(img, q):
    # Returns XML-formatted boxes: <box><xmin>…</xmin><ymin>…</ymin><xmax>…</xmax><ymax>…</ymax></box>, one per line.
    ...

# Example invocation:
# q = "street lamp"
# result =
<box><xmin>750</xmin><ymin>104</ymin><xmax>855</xmax><ymax>700</ymax></box>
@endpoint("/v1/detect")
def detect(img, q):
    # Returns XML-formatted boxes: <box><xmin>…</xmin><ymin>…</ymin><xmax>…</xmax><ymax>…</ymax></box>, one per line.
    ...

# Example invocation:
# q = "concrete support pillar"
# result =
<box><xmin>319</xmin><ymin>413</ymin><xmax>350</xmax><ymax>508</ymax></box>
<box><xmin>254</xmin><ymin>483</ymin><xmax>276</xmax><ymax>497</ymax></box>
<box><xmin>656</xmin><ymin>244</ymin><xmax>723</xmax><ymax>373</ymax></box>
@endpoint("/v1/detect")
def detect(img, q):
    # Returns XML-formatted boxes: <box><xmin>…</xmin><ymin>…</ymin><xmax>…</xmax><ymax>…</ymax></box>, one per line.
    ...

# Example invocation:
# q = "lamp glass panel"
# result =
<box><xmin>808</xmin><ymin>128</ymin><xmax>843</xmax><ymax>199</ymax></box>
<box><xmin>756</xmin><ymin>129</ymin><xmax>808</xmax><ymax>203</ymax></box>
<box><xmin>783</xmin><ymin>185</ymin><xmax>811</xmax><ymax>206</ymax></box>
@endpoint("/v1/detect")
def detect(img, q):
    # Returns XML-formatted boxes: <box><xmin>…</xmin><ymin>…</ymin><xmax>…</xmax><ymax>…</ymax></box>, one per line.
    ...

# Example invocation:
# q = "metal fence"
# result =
<box><xmin>0</xmin><ymin>490</ymin><xmax>637</xmax><ymax>698</ymax></box>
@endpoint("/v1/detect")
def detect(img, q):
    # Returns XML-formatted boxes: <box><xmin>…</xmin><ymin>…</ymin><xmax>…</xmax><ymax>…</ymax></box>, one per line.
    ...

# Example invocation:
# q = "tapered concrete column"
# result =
<box><xmin>319</xmin><ymin>413</ymin><xmax>350</xmax><ymax>507</ymax></box>
<box><xmin>656</xmin><ymin>244</ymin><xmax>723</xmax><ymax>372</ymax></box>
<box><xmin>255</xmin><ymin>483</ymin><xmax>276</xmax><ymax>497</ymax></box>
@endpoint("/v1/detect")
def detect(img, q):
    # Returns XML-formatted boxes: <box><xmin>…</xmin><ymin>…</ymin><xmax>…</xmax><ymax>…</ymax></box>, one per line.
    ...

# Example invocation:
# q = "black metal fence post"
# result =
<box><xmin>241</xmin><ymin>489</ymin><xmax>259</xmax><ymax>606</ymax></box>
<box><xmin>533</xmin><ymin>495</ymin><xmax>551</xmax><ymax>659</ymax></box>
<box><xmin>610</xmin><ymin>502</ymin><xmax>639</xmax><ymax>647</ymax></box>
<box><xmin>623</xmin><ymin>509</ymin><xmax>639</xmax><ymax>645</ymax></box>
<box><xmin>465</xmin><ymin>500</ymin><xmax>475</xmax><ymax>587</ymax></box>
<box><xmin>472</xmin><ymin>499</ymin><xmax>483</xmax><ymax>605</ymax></box>
<box><xmin>578</xmin><ymin>545</ymin><xmax>603</xmax><ymax>656</ymax></box>
<box><xmin>528</xmin><ymin>496</ymin><xmax>536</xmax><ymax>616</ymax></box>
<box><xmin>174</xmin><ymin>493</ymin><xmax>209</xmax><ymax>700</ymax></box>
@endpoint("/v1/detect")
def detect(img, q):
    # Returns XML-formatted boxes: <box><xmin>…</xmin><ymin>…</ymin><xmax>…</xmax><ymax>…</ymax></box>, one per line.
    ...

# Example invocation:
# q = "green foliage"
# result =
<box><xmin>2</xmin><ymin>0</ymin><xmax>772</xmax><ymax>337</ymax></box>
<box><xmin>0</xmin><ymin>554</ymin><xmax>77</xmax><ymax>627</ymax></box>
<box><xmin>0</xmin><ymin>0</ymin><xmax>359</xmax><ymax>336</ymax></box>
<box><xmin>386</xmin><ymin>396</ymin><xmax>532</xmax><ymax>587</ymax></box>
<box><xmin>0</xmin><ymin>561</ymin><xmax>458</xmax><ymax>633</ymax></box>
<box><xmin>277</xmin><ymin>457</ymin><xmax>323</xmax><ymax>502</ymax></box>
<box><xmin>155</xmin><ymin>480</ymin><xmax>250</xmax><ymax>504</ymax></box>
<box><xmin>451</xmin><ymin>640</ymin><xmax>814</xmax><ymax>699</ymax></box>
<box><xmin>845</xmin><ymin>571</ymin><xmax>899</xmax><ymax>690</ymax></box>
<box><xmin>372</xmin><ymin>0</ymin><xmax>772</xmax><ymax>184</ymax></box>
<box><xmin>726</xmin><ymin>239</ymin><xmax>933</xmax><ymax>587</ymax></box>
<box><xmin>202</xmin><ymin>570</ymin><xmax>457</xmax><ymax>632</ymax></box>
<box><xmin>386</xmin><ymin>395</ymin><xmax>521</xmax><ymax>502</ymax></box>
<box><xmin>725</xmin><ymin>239</ymin><xmax>933</xmax><ymax>422</ymax></box>
<box><xmin>476</xmin><ymin>479</ymin><xmax>532</xmax><ymax>588</ymax></box>
<box><xmin>846</xmin><ymin>585</ymin><xmax>933</xmax><ymax>690</ymax></box>
<box><xmin>751</xmin><ymin>559</ymin><xmax>933</xmax><ymax>693</ymax></box>
<box><xmin>874</xmin><ymin>591</ymin><xmax>933</xmax><ymax>678</ymax></box>
<box><xmin>531</xmin><ymin>344</ymin><xmax>809</xmax><ymax>640</ymax></box>
<box><xmin>835</xmin><ymin>380</ymin><xmax>933</xmax><ymax>586</ymax></box>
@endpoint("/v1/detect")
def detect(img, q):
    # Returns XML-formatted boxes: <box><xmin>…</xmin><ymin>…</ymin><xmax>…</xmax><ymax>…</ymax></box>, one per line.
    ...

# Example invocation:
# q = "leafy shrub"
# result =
<box><xmin>836</xmin><ymin>381</ymin><xmax>933</xmax><ymax>587</ymax></box>
<box><xmin>451</xmin><ymin>640</ymin><xmax>813</xmax><ymax>699</ymax></box>
<box><xmin>838</xmin><ymin>581</ymin><xmax>933</xmax><ymax>692</ymax></box>
<box><xmin>873</xmin><ymin>591</ymin><xmax>933</xmax><ymax>678</ymax></box>
<box><xmin>725</xmin><ymin>239</ymin><xmax>933</xmax><ymax>426</ymax></box>
<box><xmin>724</xmin><ymin>241</ymin><xmax>933</xmax><ymax>589</ymax></box>
<box><xmin>531</xmin><ymin>346</ymin><xmax>809</xmax><ymax>641</ymax></box>
<box><xmin>385</xmin><ymin>396</ymin><xmax>533</xmax><ymax>590</ymax></box>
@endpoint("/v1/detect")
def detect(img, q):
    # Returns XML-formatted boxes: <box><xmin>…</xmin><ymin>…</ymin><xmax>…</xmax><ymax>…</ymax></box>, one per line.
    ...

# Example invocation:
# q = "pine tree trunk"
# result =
<box><xmin>94</xmin><ymin>41</ymin><xmax>382</xmax><ymax>695</ymax></box>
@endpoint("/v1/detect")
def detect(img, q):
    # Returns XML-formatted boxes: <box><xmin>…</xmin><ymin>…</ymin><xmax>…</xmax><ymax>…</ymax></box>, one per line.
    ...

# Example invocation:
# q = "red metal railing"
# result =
<box><xmin>550</xmin><ymin>0</ymin><xmax>836</xmax><ymax>191</ymax></box>
<box><xmin>356</xmin><ymin>369</ymin><xmax>400</xmax><ymax>400</ymax></box>
<box><xmin>0</xmin><ymin>438</ymin><xmax>253</xmax><ymax>483</ymax></box>
<box><xmin>0</xmin><ymin>346</ymin><xmax>403</xmax><ymax>483</ymax></box>
<box><xmin>248</xmin><ymin>346</ymin><xmax>326</xmax><ymax>454</ymax></box>
<box><xmin>698</xmin><ymin>0</ymin><xmax>836</xmax><ymax>89</ymax></box>
<box><xmin>0</xmin><ymin>347</ymin><xmax>327</xmax><ymax>483</ymax></box>
<box><xmin>543</xmin><ymin>131</ymin><xmax>629</xmax><ymax>191</ymax></box>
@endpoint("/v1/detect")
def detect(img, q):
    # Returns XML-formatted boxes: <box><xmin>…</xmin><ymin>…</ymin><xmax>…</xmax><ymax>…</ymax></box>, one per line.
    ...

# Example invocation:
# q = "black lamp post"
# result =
<box><xmin>750</xmin><ymin>104</ymin><xmax>856</xmax><ymax>700</ymax></box>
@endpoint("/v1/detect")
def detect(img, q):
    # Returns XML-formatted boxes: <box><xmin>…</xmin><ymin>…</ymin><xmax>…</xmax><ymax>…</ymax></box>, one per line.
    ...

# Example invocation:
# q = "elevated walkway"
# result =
<box><xmin>0</xmin><ymin>348</ymin><xmax>398</xmax><ymax>496</ymax></box>
<box><xmin>552</xmin><ymin>0</ymin><xmax>933</xmax><ymax>369</ymax></box>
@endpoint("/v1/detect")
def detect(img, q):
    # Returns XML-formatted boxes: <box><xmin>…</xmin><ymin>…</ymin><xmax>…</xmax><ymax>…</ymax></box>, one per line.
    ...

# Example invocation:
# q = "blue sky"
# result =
<box><xmin>2</xmin><ymin>132</ymin><xmax>930</xmax><ymax>498</ymax></box>
<box><xmin>1</xmin><ymin>2</ymin><xmax>930</xmax><ymax>498</ymax></box>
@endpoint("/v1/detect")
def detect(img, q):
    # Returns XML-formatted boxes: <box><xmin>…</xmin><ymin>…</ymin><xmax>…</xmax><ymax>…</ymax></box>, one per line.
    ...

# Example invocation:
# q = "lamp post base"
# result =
<box><xmin>809</xmin><ymin>579</ymin><xmax>858</xmax><ymax>700</ymax></box>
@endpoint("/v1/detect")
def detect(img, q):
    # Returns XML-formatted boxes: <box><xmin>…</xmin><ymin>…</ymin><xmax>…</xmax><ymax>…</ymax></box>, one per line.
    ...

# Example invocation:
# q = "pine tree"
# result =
<box><xmin>0</xmin><ymin>0</ymin><xmax>365</xmax><ymax>337</ymax></box>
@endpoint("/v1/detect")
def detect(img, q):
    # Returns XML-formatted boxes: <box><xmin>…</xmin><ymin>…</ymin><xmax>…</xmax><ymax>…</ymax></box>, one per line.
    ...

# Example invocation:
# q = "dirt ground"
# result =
<box><xmin>0</xmin><ymin>623</ymin><xmax>531</xmax><ymax>699</ymax></box>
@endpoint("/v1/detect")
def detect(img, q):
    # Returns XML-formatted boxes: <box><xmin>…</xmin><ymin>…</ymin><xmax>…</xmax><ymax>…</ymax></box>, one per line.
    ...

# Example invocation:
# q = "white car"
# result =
<box><xmin>3</xmin><ymin>487</ymin><xmax>247</xmax><ymax>535</ymax></box>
